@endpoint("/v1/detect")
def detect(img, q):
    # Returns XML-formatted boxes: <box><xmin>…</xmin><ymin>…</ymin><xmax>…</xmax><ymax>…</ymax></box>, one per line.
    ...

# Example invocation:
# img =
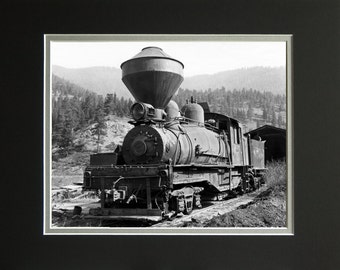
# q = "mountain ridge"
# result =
<box><xmin>53</xmin><ymin>65</ymin><xmax>132</xmax><ymax>99</ymax></box>
<box><xmin>52</xmin><ymin>65</ymin><xmax>286</xmax><ymax>98</ymax></box>
<box><xmin>181</xmin><ymin>66</ymin><xmax>285</xmax><ymax>94</ymax></box>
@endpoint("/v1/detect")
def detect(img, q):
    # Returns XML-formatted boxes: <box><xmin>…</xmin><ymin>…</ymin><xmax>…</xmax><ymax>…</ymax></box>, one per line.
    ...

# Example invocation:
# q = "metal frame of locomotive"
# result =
<box><xmin>83</xmin><ymin>47</ymin><xmax>266</xmax><ymax>220</ymax></box>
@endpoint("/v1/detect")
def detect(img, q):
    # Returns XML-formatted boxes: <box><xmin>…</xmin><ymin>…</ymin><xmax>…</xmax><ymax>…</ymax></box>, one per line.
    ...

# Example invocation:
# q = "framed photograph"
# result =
<box><xmin>44</xmin><ymin>34</ymin><xmax>293</xmax><ymax>235</ymax></box>
<box><xmin>4</xmin><ymin>0</ymin><xmax>340</xmax><ymax>268</ymax></box>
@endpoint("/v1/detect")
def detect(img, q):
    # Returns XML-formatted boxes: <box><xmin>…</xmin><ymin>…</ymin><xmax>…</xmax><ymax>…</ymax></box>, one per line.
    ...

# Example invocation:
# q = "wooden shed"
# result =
<box><xmin>245</xmin><ymin>125</ymin><xmax>286</xmax><ymax>162</ymax></box>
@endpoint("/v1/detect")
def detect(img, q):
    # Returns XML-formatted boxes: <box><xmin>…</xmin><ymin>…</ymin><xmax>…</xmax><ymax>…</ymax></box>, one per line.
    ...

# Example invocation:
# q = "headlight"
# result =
<box><xmin>131</xmin><ymin>103</ymin><xmax>145</xmax><ymax>120</ymax></box>
<box><xmin>131</xmin><ymin>102</ymin><xmax>155</xmax><ymax>121</ymax></box>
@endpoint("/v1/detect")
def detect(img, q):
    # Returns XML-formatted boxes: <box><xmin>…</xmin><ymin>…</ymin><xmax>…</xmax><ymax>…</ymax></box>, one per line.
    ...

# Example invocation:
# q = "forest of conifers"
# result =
<box><xmin>52</xmin><ymin>74</ymin><xmax>286</xmax><ymax>150</ymax></box>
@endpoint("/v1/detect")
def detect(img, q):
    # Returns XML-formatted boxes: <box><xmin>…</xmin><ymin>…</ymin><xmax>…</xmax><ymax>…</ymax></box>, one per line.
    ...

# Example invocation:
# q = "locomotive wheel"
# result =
<box><xmin>236</xmin><ymin>185</ymin><xmax>244</xmax><ymax>195</ymax></box>
<box><xmin>184</xmin><ymin>196</ymin><xmax>194</xmax><ymax>215</ymax></box>
<box><xmin>217</xmin><ymin>194</ymin><xmax>224</xmax><ymax>201</ymax></box>
<box><xmin>184</xmin><ymin>207</ymin><xmax>193</xmax><ymax>215</ymax></box>
<box><xmin>260</xmin><ymin>176</ymin><xmax>265</xmax><ymax>185</ymax></box>
<box><xmin>255</xmin><ymin>177</ymin><xmax>260</xmax><ymax>189</ymax></box>
<box><xmin>249</xmin><ymin>174</ymin><xmax>256</xmax><ymax>191</ymax></box>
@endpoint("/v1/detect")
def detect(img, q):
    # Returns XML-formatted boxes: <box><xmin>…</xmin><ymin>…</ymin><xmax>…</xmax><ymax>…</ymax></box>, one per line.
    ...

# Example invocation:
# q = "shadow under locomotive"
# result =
<box><xmin>82</xmin><ymin>47</ymin><xmax>266</xmax><ymax>221</ymax></box>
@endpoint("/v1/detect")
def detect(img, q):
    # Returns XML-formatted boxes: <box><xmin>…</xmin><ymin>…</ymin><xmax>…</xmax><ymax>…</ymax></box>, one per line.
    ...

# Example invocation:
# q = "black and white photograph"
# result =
<box><xmin>44</xmin><ymin>35</ymin><xmax>292</xmax><ymax>235</ymax></box>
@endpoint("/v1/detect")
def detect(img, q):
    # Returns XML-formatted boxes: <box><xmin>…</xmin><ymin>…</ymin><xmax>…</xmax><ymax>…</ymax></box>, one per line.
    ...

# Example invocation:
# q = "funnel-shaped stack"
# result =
<box><xmin>121</xmin><ymin>47</ymin><xmax>184</xmax><ymax>109</ymax></box>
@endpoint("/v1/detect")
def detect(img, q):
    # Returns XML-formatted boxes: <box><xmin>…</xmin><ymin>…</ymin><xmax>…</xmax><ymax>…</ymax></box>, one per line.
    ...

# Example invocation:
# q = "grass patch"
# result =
<box><xmin>264</xmin><ymin>160</ymin><xmax>286</xmax><ymax>190</ymax></box>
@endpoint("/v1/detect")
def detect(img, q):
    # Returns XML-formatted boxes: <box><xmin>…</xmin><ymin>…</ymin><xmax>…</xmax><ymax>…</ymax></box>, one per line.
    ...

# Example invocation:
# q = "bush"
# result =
<box><xmin>263</xmin><ymin>160</ymin><xmax>286</xmax><ymax>190</ymax></box>
<box><xmin>52</xmin><ymin>147</ymin><xmax>69</xmax><ymax>160</ymax></box>
<box><xmin>69</xmin><ymin>152</ymin><xmax>90</xmax><ymax>167</ymax></box>
<box><xmin>105</xmin><ymin>142</ymin><xmax>116</xmax><ymax>151</ymax></box>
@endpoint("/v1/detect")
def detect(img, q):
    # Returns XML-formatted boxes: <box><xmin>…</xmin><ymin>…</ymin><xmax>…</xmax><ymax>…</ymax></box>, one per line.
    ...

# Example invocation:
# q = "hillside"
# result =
<box><xmin>52</xmin><ymin>74</ymin><xmax>133</xmax><ymax>153</ymax></box>
<box><xmin>52</xmin><ymin>65</ymin><xmax>286</xmax><ymax>97</ymax></box>
<box><xmin>53</xmin><ymin>65</ymin><xmax>133</xmax><ymax>99</ymax></box>
<box><xmin>181</xmin><ymin>67</ymin><xmax>286</xmax><ymax>95</ymax></box>
<box><xmin>52</xmin><ymin>115</ymin><xmax>133</xmax><ymax>187</ymax></box>
<box><xmin>173</xmin><ymin>88</ymin><xmax>286</xmax><ymax>132</ymax></box>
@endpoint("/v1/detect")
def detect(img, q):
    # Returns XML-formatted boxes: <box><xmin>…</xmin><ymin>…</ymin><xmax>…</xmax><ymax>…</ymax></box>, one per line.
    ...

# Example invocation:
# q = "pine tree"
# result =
<box><xmin>62</xmin><ymin>96</ymin><xmax>76</xmax><ymax>150</ymax></box>
<box><xmin>226</xmin><ymin>95</ymin><xmax>232</xmax><ymax>115</ymax></box>
<box><xmin>247</xmin><ymin>104</ymin><xmax>254</xmax><ymax>120</ymax></box>
<box><xmin>104</xmin><ymin>93</ymin><xmax>114</xmax><ymax>115</ymax></box>
<box><xmin>256</xmin><ymin>119</ymin><xmax>262</xmax><ymax>128</ymax></box>
<box><xmin>278</xmin><ymin>113</ymin><xmax>285</xmax><ymax>128</ymax></box>
<box><xmin>271</xmin><ymin>111</ymin><xmax>277</xmax><ymax>126</ymax></box>
<box><xmin>82</xmin><ymin>93</ymin><xmax>96</xmax><ymax>121</ymax></box>
<box><xmin>92</xmin><ymin>98</ymin><xmax>106</xmax><ymax>153</ymax></box>
<box><xmin>262</xmin><ymin>107</ymin><xmax>268</xmax><ymax>122</ymax></box>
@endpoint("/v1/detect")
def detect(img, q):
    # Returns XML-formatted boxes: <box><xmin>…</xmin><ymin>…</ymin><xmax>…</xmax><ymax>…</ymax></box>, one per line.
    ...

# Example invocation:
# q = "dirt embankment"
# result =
<box><xmin>179</xmin><ymin>185</ymin><xmax>286</xmax><ymax>227</ymax></box>
<box><xmin>200</xmin><ymin>161</ymin><xmax>287</xmax><ymax>228</ymax></box>
<box><xmin>220</xmin><ymin>186</ymin><xmax>286</xmax><ymax>227</ymax></box>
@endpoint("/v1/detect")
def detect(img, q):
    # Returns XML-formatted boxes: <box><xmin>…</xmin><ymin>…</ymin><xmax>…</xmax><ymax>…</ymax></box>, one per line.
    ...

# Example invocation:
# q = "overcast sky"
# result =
<box><xmin>51</xmin><ymin>41</ymin><xmax>286</xmax><ymax>77</ymax></box>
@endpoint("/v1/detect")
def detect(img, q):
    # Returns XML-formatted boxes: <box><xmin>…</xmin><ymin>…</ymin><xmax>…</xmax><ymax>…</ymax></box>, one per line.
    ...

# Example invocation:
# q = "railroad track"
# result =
<box><xmin>52</xmin><ymin>186</ymin><xmax>266</xmax><ymax>227</ymax></box>
<box><xmin>152</xmin><ymin>187</ymin><xmax>265</xmax><ymax>227</ymax></box>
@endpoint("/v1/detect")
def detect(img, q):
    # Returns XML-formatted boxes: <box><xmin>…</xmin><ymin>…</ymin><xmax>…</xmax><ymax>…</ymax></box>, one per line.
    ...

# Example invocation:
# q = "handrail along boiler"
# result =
<box><xmin>83</xmin><ymin>47</ymin><xmax>266</xmax><ymax>219</ymax></box>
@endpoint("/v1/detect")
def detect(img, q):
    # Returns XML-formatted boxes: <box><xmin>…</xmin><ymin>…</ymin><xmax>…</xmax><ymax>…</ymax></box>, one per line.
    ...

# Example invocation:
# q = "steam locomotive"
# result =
<box><xmin>83</xmin><ymin>47</ymin><xmax>266</xmax><ymax>220</ymax></box>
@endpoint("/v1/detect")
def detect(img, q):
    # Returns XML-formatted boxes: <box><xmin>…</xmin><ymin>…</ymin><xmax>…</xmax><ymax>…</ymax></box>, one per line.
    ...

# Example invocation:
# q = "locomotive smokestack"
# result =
<box><xmin>120</xmin><ymin>47</ymin><xmax>184</xmax><ymax>109</ymax></box>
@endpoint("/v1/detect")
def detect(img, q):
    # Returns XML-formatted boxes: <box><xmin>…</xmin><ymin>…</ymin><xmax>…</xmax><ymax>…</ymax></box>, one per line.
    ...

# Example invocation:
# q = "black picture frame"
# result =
<box><xmin>3</xmin><ymin>0</ymin><xmax>339</xmax><ymax>269</ymax></box>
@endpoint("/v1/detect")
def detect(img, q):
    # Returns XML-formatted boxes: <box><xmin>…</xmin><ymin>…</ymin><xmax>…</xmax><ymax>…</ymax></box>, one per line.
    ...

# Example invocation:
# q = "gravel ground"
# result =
<box><xmin>51</xmin><ymin>183</ymin><xmax>286</xmax><ymax>228</ymax></box>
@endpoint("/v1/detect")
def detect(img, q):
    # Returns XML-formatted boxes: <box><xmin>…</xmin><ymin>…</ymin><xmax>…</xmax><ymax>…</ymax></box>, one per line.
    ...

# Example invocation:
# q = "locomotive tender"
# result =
<box><xmin>83</xmin><ymin>47</ymin><xmax>265</xmax><ymax>220</ymax></box>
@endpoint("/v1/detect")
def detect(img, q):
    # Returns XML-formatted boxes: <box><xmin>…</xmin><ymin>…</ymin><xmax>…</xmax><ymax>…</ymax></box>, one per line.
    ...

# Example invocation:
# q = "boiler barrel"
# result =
<box><xmin>122</xmin><ymin>124</ymin><xmax>228</xmax><ymax>165</ymax></box>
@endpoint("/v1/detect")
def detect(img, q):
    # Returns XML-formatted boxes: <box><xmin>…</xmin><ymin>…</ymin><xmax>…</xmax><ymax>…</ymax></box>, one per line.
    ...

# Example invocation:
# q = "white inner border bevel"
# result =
<box><xmin>43</xmin><ymin>34</ymin><xmax>293</xmax><ymax>236</ymax></box>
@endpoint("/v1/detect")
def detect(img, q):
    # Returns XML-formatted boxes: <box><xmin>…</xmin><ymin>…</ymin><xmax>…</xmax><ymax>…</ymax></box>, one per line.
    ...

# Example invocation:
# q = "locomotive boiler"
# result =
<box><xmin>83</xmin><ymin>47</ymin><xmax>266</xmax><ymax>220</ymax></box>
